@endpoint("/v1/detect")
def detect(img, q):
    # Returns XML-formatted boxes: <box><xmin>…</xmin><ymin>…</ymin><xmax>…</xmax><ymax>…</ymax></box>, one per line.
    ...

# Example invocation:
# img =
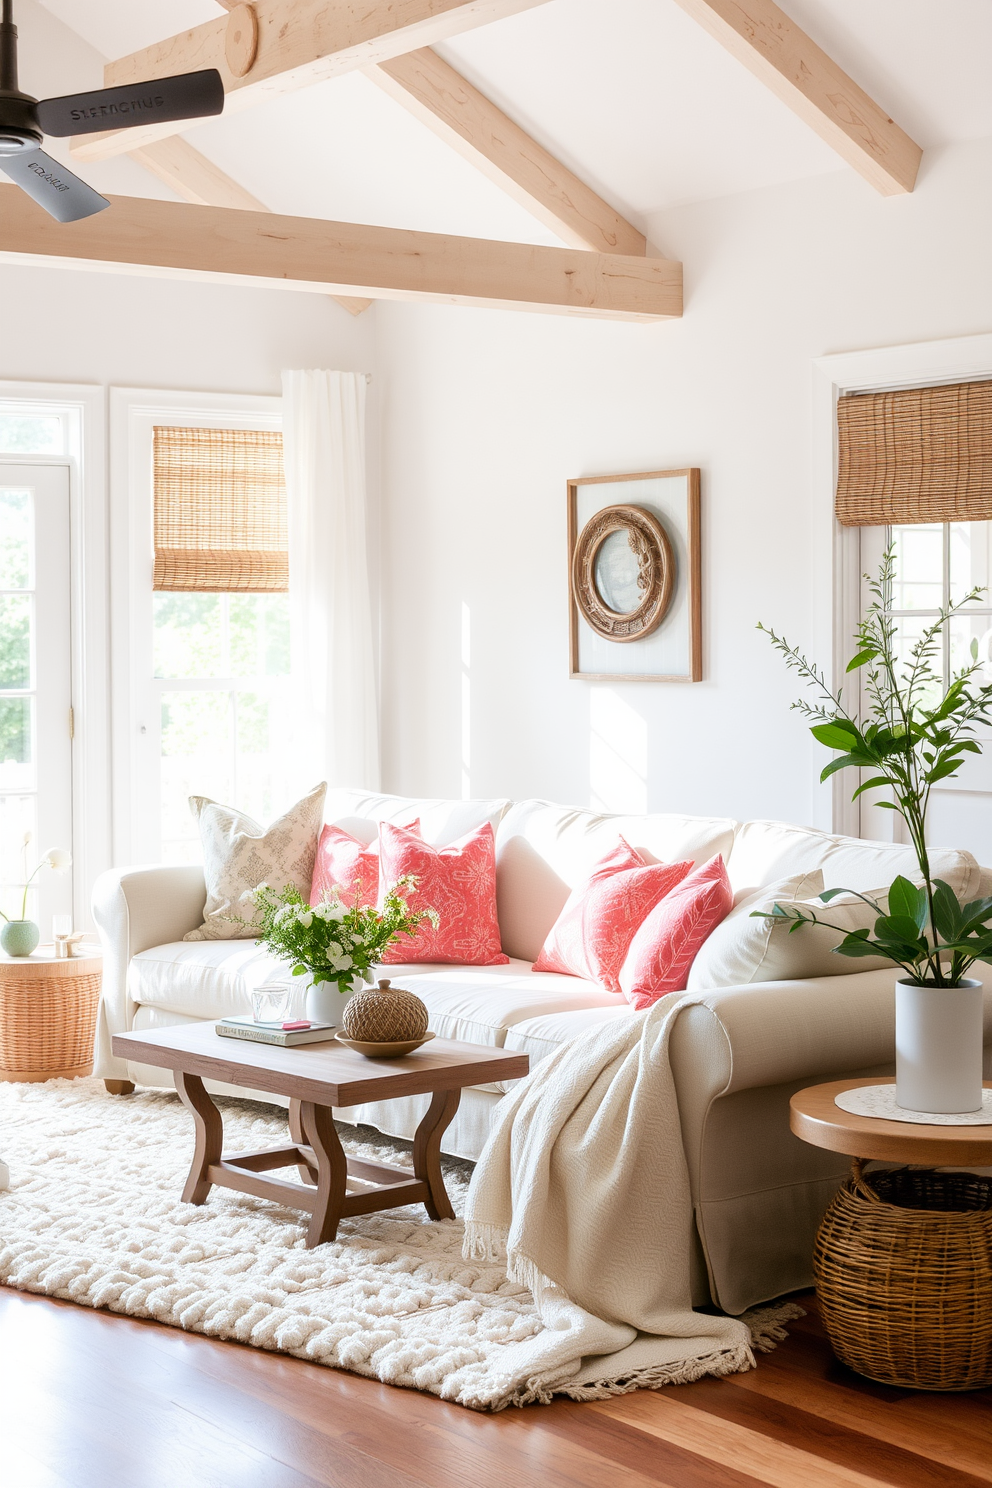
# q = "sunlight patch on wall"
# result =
<box><xmin>461</xmin><ymin>601</ymin><xmax>471</xmax><ymax>800</ymax></box>
<box><xmin>589</xmin><ymin>688</ymin><xmax>647</xmax><ymax>815</ymax></box>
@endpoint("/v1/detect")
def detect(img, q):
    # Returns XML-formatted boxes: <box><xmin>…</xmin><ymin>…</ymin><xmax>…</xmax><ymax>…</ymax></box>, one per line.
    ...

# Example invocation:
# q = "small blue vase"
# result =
<box><xmin>1</xmin><ymin>919</ymin><xmax>40</xmax><ymax>957</ymax></box>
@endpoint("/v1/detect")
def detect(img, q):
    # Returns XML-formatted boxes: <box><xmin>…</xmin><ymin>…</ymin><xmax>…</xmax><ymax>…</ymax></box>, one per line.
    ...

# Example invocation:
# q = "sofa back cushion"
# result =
<box><xmin>726</xmin><ymin>818</ymin><xmax>982</xmax><ymax>899</ymax></box>
<box><xmin>323</xmin><ymin>788</ymin><xmax>510</xmax><ymax>848</ymax></box>
<box><xmin>494</xmin><ymin>799</ymin><xmax>739</xmax><ymax>963</ymax></box>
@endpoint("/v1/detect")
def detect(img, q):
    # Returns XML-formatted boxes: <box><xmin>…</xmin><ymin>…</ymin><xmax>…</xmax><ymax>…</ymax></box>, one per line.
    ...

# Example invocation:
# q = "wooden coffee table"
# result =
<box><xmin>112</xmin><ymin>1023</ymin><xmax>529</xmax><ymax>1247</ymax></box>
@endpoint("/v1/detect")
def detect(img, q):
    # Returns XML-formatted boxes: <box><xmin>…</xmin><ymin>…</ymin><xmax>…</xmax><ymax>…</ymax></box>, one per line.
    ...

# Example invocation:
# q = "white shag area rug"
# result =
<box><xmin>0</xmin><ymin>1079</ymin><xmax>800</xmax><ymax>1410</ymax></box>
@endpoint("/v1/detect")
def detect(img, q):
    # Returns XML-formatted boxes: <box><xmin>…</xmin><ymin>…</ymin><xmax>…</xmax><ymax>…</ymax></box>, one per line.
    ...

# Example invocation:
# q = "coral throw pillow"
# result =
<box><xmin>619</xmin><ymin>855</ymin><xmax>734</xmax><ymax>1009</ymax></box>
<box><xmin>533</xmin><ymin>839</ymin><xmax>693</xmax><ymax>993</ymax></box>
<box><xmin>378</xmin><ymin>821</ymin><xmax>508</xmax><ymax>965</ymax></box>
<box><xmin>310</xmin><ymin>819</ymin><xmax>421</xmax><ymax>910</ymax></box>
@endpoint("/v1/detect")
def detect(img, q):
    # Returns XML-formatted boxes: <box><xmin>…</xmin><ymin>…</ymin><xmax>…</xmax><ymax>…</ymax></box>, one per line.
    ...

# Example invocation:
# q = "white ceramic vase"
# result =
<box><xmin>895</xmin><ymin>977</ymin><xmax>984</xmax><ymax>1113</ymax></box>
<box><xmin>306</xmin><ymin>974</ymin><xmax>364</xmax><ymax>1028</ymax></box>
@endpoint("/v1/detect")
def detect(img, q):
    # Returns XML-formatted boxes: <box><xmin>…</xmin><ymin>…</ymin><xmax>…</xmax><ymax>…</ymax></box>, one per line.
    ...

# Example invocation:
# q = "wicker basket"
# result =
<box><xmin>815</xmin><ymin>1165</ymin><xmax>992</xmax><ymax>1390</ymax></box>
<box><xmin>0</xmin><ymin>955</ymin><xmax>103</xmax><ymax>1082</ymax></box>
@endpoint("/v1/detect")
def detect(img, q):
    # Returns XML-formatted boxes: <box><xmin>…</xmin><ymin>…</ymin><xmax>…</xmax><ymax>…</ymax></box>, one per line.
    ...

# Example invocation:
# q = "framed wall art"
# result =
<box><xmin>568</xmin><ymin>468</ymin><xmax>701</xmax><ymax>682</ymax></box>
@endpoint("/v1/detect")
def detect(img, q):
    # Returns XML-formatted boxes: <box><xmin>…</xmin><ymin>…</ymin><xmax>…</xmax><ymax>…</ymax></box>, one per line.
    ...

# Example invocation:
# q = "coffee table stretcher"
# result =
<box><xmin>176</xmin><ymin>1072</ymin><xmax>460</xmax><ymax>1246</ymax></box>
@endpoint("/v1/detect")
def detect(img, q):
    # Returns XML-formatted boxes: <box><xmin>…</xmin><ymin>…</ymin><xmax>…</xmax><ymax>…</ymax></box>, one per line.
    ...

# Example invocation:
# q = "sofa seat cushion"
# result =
<box><xmin>372</xmin><ymin>960</ymin><xmax>621</xmax><ymax>1048</ymax></box>
<box><xmin>727</xmin><ymin>818</ymin><xmax>981</xmax><ymax>898</ymax></box>
<box><xmin>128</xmin><ymin>940</ymin><xmax>299</xmax><ymax>1021</ymax></box>
<box><xmin>129</xmin><ymin>943</ymin><xmax>621</xmax><ymax>1051</ymax></box>
<box><xmin>495</xmin><ymin>798</ymin><xmax>739</xmax><ymax>963</ymax></box>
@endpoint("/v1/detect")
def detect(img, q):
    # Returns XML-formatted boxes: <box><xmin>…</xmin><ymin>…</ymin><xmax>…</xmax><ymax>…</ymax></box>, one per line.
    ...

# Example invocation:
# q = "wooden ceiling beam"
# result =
<box><xmin>0</xmin><ymin>187</ymin><xmax>681</xmax><ymax>321</ymax></box>
<box><xmin>70</xmin><ymin>0</ymin><xmax>554</xmax><ymax>162</ymax></box>
<box><xmin>126</xmin><ymin>137</ymin><xmax>372</xmax><ymax>315</ymax></box>
<box><xmin>670</xmin><ymin>0</ymin><xmax>921</xmax><ymax>195</ymax></box>
<box><xmin>366</xmin><ymin>48</ymin><xmax>645</xmax><ymax>256</ymax></box>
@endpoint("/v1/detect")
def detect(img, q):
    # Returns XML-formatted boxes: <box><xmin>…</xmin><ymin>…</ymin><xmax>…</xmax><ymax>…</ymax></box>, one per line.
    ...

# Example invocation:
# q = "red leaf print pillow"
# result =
<box><xmin>618</xmin><ymin>855</ymin><xmax>733</xmax><ymax>1009</ymax></box>
<box><xmin>533</xmin><ymin>837</ymin><xmax>692</xmax><ymax>992</ymax></box>
<box><xmin>378</xmin><ymin>821</ymin><xmax>508</xmax><ymax>965</ymax></box>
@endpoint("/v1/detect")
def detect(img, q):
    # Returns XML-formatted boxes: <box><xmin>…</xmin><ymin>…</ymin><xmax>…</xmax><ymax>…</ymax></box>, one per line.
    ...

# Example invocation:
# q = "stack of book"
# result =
<box><xmin>215</xmin><ymin>1018</ymin><xmax>338</xmax><ymax>1047</ymax></box>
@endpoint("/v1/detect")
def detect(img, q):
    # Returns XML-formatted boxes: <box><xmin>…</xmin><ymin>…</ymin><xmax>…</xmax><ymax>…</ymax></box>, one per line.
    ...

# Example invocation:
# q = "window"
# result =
<box><xmin>864</xmin><ymin>522</ymin><xmax>992</xmax><ymax>698</ymax></box>
<box><xmin>0</xmin><ymin>410</ymin><xmax>73</xmax><ymax>923</ymax></box>
<box><xmin>150</xmin><ymin>425</ymin><xmax>294</xmax><ymax>862</ymax></box>
<box><xmin>0</xmin><ymin>413</ymin><xmax>64</xmax><ymax>454</ymax></box>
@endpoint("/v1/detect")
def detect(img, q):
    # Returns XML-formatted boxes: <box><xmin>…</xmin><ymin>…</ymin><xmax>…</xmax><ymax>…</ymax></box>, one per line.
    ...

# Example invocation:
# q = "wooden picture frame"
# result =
<box><xmin>568</xmin><ymin>468</ymin><xmax>701</xmax><ymax>682</ymax></box>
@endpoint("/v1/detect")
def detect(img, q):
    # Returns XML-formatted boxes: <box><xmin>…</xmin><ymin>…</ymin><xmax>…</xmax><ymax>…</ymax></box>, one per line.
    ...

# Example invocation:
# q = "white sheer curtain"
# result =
<box><xmin>282</xmin><ymin>370</ymin><xmax>380</xmax><ymax>791</ymax></box>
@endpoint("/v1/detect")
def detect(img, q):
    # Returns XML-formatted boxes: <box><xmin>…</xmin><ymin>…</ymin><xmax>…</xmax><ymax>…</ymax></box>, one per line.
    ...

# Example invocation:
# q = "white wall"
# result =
<box><xmin>373</xmin><ymin>135</ymin><xmax>992</xmax><ymax>829</ymax></box>
<box><xmin>0</xmin><ymin>266</ymin><xmax>373</xmax><ymax>391</ymax></box>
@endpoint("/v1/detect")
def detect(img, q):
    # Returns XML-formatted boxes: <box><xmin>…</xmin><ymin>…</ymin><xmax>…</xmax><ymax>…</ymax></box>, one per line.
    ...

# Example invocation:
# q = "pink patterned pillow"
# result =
<box><xmin>533</xmin><ymin>838</ymin><xmax>693</xmax><ymax>993</ymax></box>
<box><xmin>618</xmin><ymin>855</ymin><xmax>734</xmax><ymax>1009</ymax></box>
<box><xmin>310</xmin><ymin>820</ymin><xmax>420</xmax><ymax>910</ymax></box>
<box><xmin>378</xmin><ymin>821</ymin><xmax>508</xmax><ymax>965</ymax></box>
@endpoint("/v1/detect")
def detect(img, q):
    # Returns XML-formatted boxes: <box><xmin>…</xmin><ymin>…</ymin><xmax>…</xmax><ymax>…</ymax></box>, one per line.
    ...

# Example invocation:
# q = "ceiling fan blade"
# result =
<box><xmin>36</xmin><ymin>69</ymin><xmax>224</xmax><ymax>138</ymax></box>
<box><xmin>0</xmin><ymin>148</ymin><xmax>108</xmax><ymax>222</ymax></box>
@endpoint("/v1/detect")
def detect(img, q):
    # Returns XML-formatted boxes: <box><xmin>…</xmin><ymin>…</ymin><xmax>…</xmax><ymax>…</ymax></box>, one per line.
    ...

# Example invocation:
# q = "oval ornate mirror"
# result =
<box><xmin>571</xmin><ymin>503</ymin><xmax>674</xmax><ymax>642</ymax></box>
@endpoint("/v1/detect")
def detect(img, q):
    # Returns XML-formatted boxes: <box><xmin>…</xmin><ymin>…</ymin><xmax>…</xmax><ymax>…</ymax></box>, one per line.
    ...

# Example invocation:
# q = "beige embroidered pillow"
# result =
<box><xmin>184</xmin><ymin>782</ymin><xmax>327</xmax><ymax>942</ymax></box>
<box><xmin>687</xmin><ymin>860</ymin><xmax>983</xmax><ymax>989</ymax></box>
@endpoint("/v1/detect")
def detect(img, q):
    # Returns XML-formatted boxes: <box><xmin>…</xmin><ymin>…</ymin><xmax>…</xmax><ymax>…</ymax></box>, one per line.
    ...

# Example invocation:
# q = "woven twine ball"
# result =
<box><xmin>342</xmin><ymin>979</ymin><xmax>429</xmax><ymax>1042</ymax></box>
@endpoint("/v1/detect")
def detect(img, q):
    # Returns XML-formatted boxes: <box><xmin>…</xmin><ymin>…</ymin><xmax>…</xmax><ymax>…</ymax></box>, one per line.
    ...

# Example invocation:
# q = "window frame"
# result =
<box><xmin>0</xmin><ymin>381</ymin><xmax>106</xmax><ymax>928</ymax></box>
<box><xmin>814</xmin><ymin>333</ymin><xmax>992</xmax><ymax>838</ymax></box>
<box><xmin>109</xmin><ymin>387</ymin><xmax>282</xmax><ymax>864</ymax></box>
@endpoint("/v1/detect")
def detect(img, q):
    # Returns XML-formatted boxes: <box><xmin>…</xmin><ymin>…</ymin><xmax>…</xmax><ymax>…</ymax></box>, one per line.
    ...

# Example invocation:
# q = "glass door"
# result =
<box><xmin>0</xmin><ymin>463</ymin><xmax>72</xmax><ymax>931</ymax></box>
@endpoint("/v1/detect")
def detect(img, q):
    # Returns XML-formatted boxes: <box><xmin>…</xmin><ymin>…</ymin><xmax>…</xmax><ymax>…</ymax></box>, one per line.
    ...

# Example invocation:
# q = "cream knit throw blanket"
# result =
<box><xmin>463</xmin><ymin>993</ymin><xmax>757</xmax><ymax>1402</ymax></box>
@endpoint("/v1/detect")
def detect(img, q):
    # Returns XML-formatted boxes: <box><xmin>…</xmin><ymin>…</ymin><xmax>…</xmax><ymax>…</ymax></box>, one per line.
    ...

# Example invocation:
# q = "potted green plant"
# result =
<box><xmin>239</xmin><ymin>877</ymin><xmax>438</xmax><ymax>1025</ymax></box>
<box><xmin>758</xmin><ymin>548</ymin><xmax>992</xmax><ymax>1114</ymax></box>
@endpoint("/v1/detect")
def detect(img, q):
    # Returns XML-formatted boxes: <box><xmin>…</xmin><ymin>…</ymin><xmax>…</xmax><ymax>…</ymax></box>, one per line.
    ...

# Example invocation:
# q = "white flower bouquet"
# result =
<box><xmin>240</xmin><ymin>879</ymin><xmax>438</xmax><ymax>993</ymax></box>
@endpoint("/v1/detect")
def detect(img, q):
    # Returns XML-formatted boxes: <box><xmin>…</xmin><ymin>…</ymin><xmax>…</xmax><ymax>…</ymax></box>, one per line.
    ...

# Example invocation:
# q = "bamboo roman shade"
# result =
<box><xmin>153</xmin><ymin>426</ymin><xmax>288</xmax><ymax>592</ymax></box>
<box><xmin>836</xmin><ymin>380</ymin><xmax>992</xmax><ymax>527</ymax></box>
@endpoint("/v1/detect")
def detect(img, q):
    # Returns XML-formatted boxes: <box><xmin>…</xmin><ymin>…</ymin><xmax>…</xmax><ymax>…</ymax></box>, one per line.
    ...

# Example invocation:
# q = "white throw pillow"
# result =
<box><xmin>184</xmin><ymin>782</ymin><xmax>327</xmax><ymax>942</ymax></box>
<box><xmin>687</xmin><ymin>860</ymin><xmax>983</xmax><ymax>989</ymax></box>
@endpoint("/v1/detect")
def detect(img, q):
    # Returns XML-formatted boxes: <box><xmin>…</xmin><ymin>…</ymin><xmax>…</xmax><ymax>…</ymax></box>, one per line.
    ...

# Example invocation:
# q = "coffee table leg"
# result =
<box><xmin>299</xmin><ymin>1101</ymin><xmax>347</xmax><ymax>1247</ymax></box>
<box><xmin>176</xmin><ymin>1070</ymin><xmax>223</xmax><ymax>1205</ymax></box>
<box><xmin>413</xmin><ymin>1088</ymin><xmax>461</xmax><ymax>1221</ymax></box>
<box><xmin>288</xmin><ymin>1098</ymin><xmax>318</xmax><ymax>1186</ymax></box>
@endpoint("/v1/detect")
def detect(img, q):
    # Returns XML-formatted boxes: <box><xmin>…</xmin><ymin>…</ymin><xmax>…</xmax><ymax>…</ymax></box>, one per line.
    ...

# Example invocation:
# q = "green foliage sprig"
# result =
<box><xmin>237</xmin><ymin>878</ymin><xmax>439</xmax><ymax>991</ymax></box>
<box><xmin>757</xmin><ymin>547</ymin><xmax>992</xmax><ymax>987</ymax></box>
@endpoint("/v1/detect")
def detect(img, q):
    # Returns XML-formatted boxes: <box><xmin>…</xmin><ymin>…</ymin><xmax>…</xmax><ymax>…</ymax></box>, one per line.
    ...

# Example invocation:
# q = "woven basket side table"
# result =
<box><xmin>0</xmin><ymin>949</ymin><xmax>103</xmax><ymax>1082</ymax></box>
<box><xmin>791</xmin><ymin>1078</ymin><xmax>992</xmax><ymax>1392</ymax></box>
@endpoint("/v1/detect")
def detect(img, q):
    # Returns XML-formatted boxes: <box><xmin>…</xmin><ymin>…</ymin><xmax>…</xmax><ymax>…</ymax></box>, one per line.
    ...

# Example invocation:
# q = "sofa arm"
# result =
<box><xmin>671</xmin><ymin>964</ymin><xmax>992</xmax><ymax>1105</ymax></box>
<box><xmin>91</xmin><ymin>865</ymin><xmax>206</xmax><ymax>1080</ymax></box>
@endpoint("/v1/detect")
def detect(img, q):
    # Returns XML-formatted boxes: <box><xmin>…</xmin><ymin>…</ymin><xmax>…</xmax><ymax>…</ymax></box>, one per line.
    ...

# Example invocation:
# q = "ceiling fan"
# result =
<box><xmin>0</xmin><ymin>0</ymin><xmax>224</xmax><ymax>223</ymax></box>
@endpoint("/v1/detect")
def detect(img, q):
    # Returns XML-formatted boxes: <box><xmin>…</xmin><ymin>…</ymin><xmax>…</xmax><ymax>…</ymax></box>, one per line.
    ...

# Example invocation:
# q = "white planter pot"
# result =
<box><xmin>306</xmin><ymin>974</ymin><xmax>364</xmax><ymax>1028</ymax></box>
<box><xmin>895</xmin><ymin>978</ymin><xmax>984</xmax><ymax>1114</ymax></box>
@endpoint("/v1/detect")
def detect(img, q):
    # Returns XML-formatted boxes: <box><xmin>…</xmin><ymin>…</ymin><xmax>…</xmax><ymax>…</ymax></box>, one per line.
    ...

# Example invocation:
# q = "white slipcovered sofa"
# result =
<box><xmin>92</xmin><ymin>788</ymin><xmax>992</xmax><ymax>1315</ymax></box>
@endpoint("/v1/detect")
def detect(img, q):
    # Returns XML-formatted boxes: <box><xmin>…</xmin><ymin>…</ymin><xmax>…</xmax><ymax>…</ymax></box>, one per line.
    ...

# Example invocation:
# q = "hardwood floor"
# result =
<box><xmin>0</xmin><ymin>1287</ymin><xmax>988</xmax><ymax>1487</ymax></box>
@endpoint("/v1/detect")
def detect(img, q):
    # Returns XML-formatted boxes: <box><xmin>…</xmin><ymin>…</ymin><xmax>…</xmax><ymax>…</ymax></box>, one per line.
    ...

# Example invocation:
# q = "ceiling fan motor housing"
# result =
<box><xmin>0</xmin><ymin>9</ymin><xmax>41</xmax><ymax>156</ymax></box>
<box><xmin>0</xmin><ymin>95</ymin><xmax>43</xmax><ymax>155</ymax></box>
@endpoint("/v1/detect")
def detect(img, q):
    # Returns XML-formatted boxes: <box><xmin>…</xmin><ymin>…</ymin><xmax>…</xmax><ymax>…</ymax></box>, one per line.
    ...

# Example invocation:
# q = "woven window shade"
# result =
<box><xmin>153</xmin><ymin>426</ymin><xmax>288</xmax><ymax>592</ymax></box>
<box><xmin>836</xmin><ymin>380</ymin><xmax>992</xmax><ymax>527</ymax></box>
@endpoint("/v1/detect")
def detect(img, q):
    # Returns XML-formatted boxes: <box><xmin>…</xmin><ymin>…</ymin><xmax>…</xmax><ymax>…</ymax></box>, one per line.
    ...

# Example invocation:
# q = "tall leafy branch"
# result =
<box><xmin>757</xmin><ymin>548</ymin><xmax>992</xmax><ymax>987</ymax></box>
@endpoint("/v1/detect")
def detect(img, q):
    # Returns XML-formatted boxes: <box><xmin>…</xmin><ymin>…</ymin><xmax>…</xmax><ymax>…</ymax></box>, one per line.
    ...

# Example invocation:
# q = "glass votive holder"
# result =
<box><xmin>251</xmin><ymin>986</ymin><xmax>291</xmax><ymax>1024</ymax></box>
<box><xmin>53</xmin><ymin>915</ymin><xmax>72</xmax><ymax>958</ymax></box>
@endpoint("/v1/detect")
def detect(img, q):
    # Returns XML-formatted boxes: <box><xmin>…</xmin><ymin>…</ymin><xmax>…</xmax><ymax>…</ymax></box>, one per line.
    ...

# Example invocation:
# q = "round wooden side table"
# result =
<box><xmin>791</xmin><ymin>1077</ymin><xmax>992</xmax><ymax>1391</ymax></box>
<box><xmin>0</xmin><ymin>947</ymin><xmax>103</xmax><ymax>1082</ymax></box>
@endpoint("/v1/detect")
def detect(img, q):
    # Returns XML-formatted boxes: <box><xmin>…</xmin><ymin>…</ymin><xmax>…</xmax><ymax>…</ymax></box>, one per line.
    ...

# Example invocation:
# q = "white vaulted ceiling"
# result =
<box><xmin>21</xmin><ymin>0</ymin><xmax>992</xmax><ymax>245</ymax></box>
